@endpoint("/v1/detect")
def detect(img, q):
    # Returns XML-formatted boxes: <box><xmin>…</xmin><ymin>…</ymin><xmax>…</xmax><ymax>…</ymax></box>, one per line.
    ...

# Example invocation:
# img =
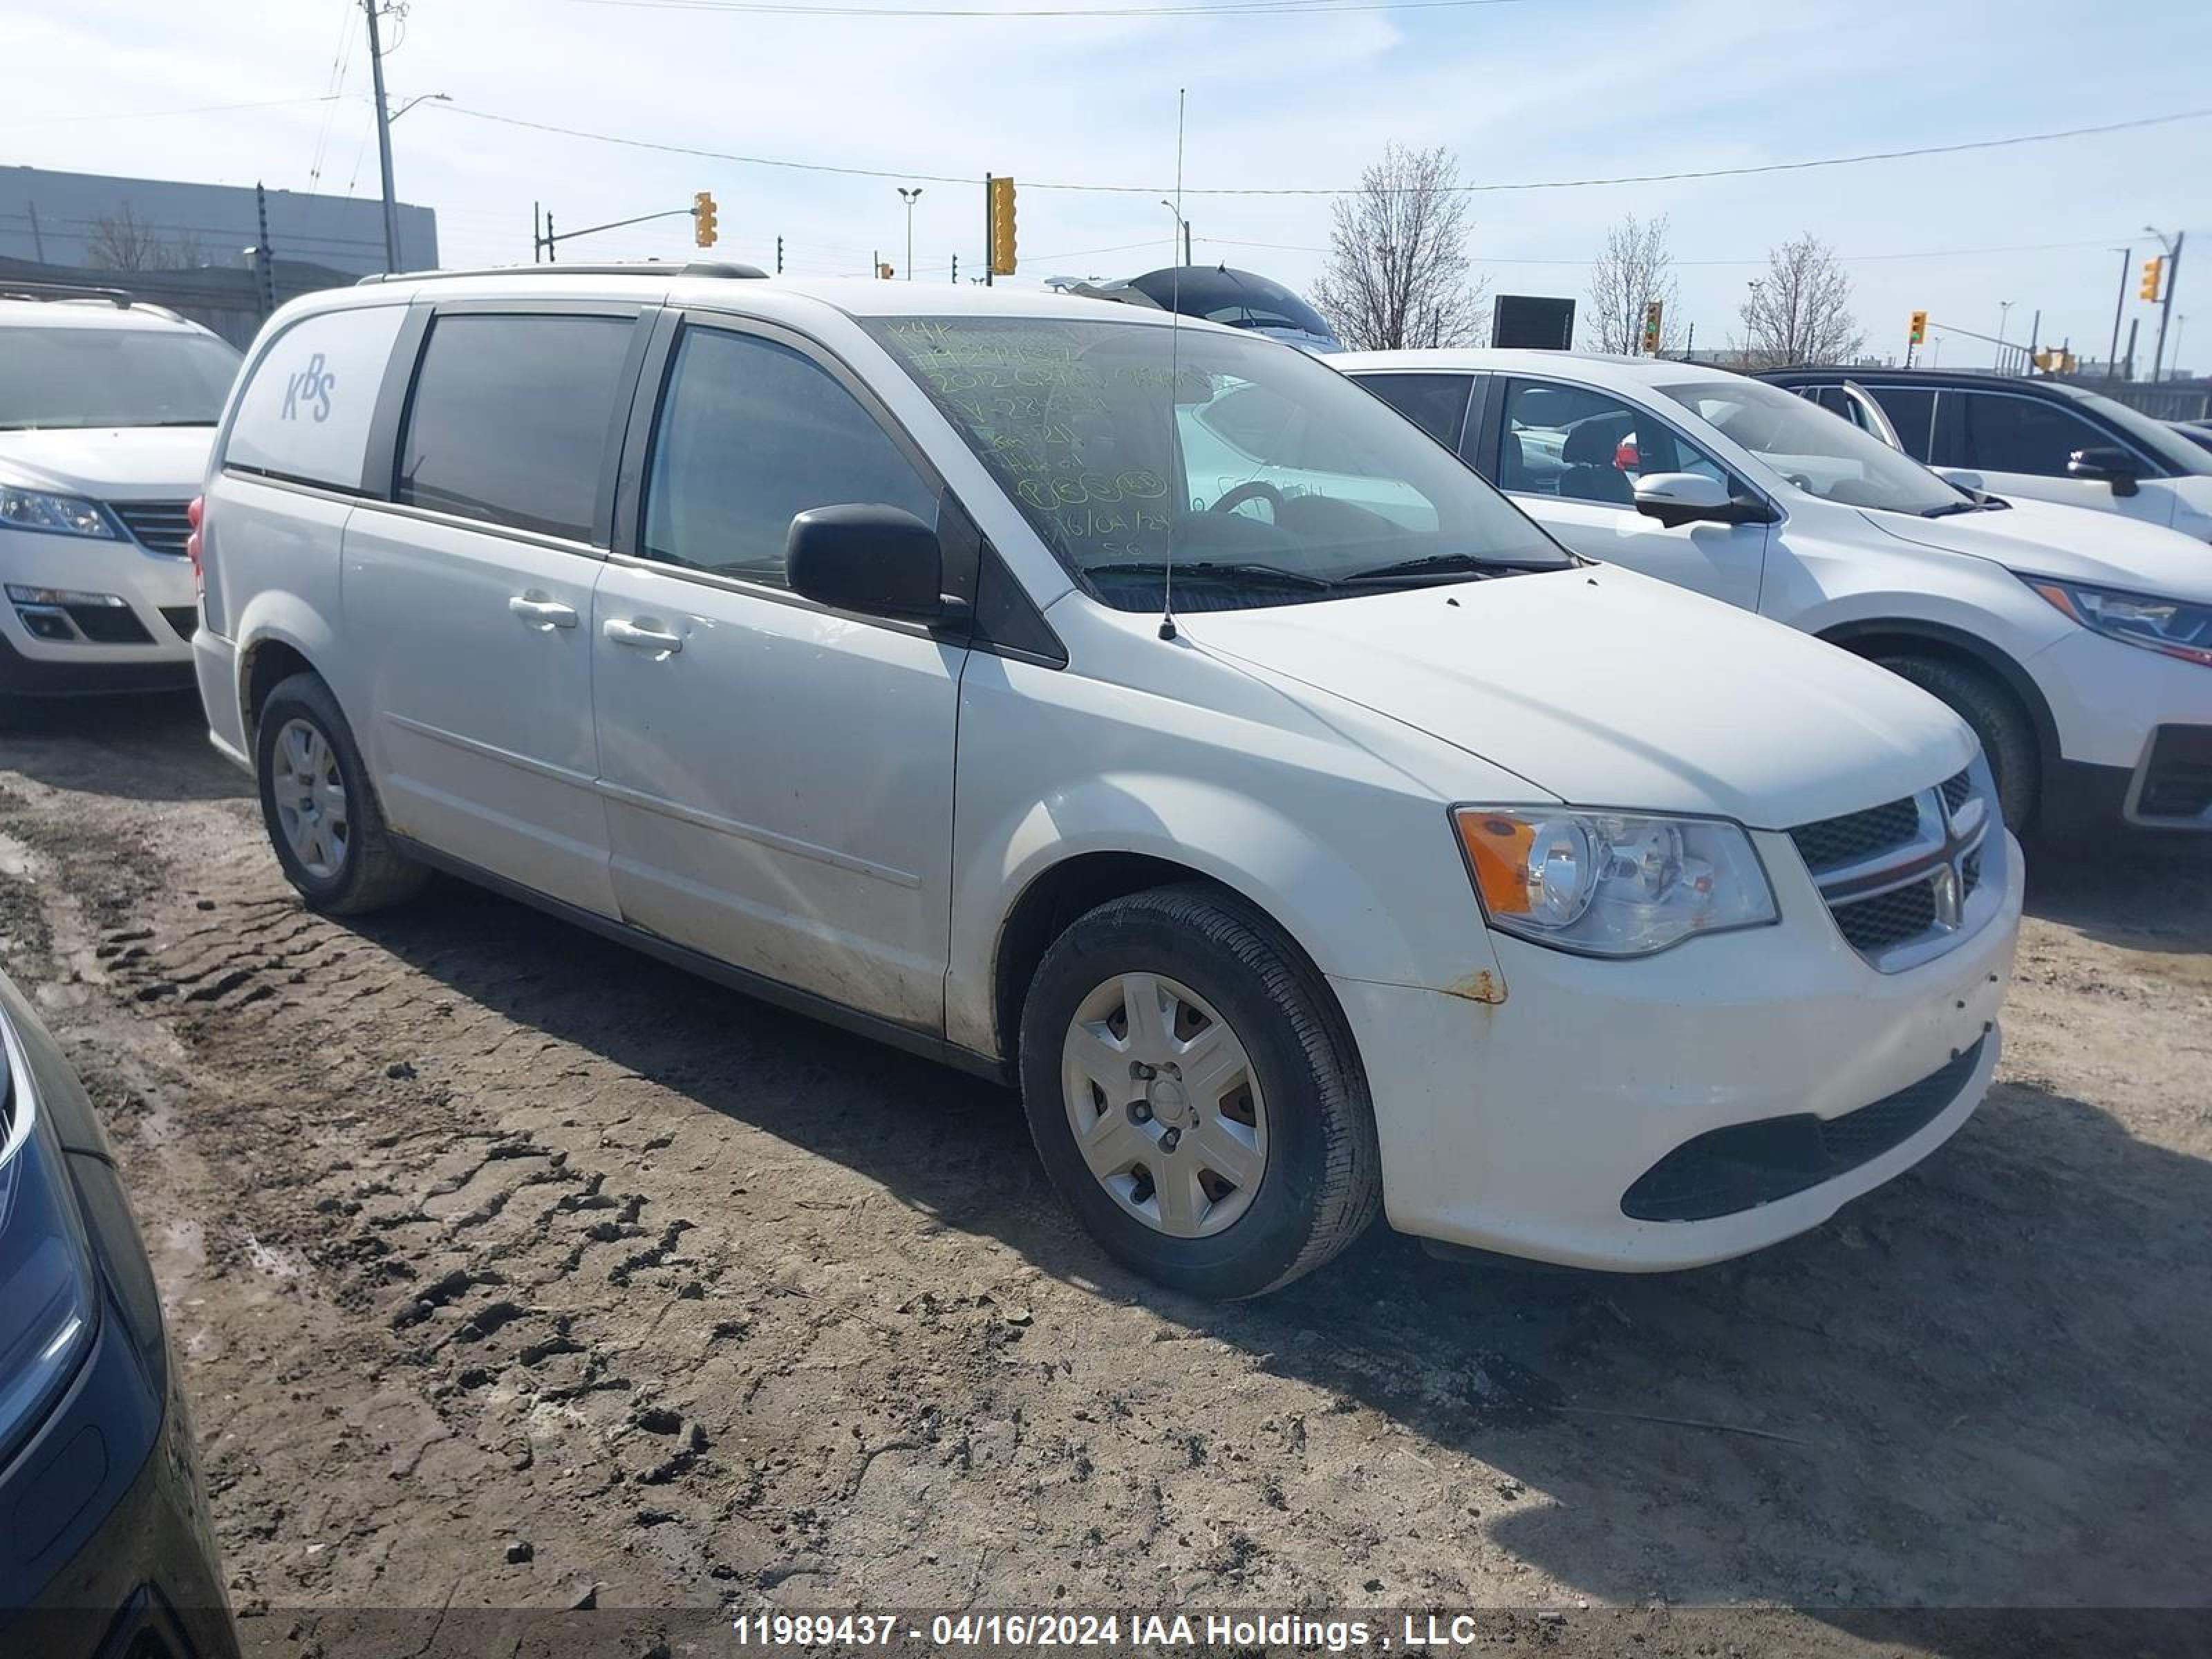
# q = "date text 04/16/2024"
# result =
<box><xmin>727</xmin><ymin>1613</ymin><xmax>1500</xmax><ymax>1651</ymax></box>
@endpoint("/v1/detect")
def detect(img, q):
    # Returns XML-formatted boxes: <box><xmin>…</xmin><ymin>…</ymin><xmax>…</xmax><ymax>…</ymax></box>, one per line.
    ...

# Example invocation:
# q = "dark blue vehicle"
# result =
<box><xmin>0</xmin><ymin>971</ymin><xmax>236</xmax><ymax>1659</ymax></box>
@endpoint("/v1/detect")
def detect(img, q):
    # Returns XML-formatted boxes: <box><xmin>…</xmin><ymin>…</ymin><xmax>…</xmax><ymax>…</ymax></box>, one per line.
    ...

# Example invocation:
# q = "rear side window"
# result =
<box><xmin>1359</xmin><ymin>374</ymin><xmax>1474</xmax><ymax>451</ymax></box>
<box><xmin>397</xmin><ymin>312</ymin><xmax>636</xmax><ymax>543</ymax></box>
<box><xmin>225</xmin><ymin>305</ymin><xmax>406</xmax><ymax>489</ymax></box>
<box><xmin>641</xmin><ymin>327</ymin><xmax>937</xmax><ymax>588</ymax></box>
<box><xmin>1958</xmin><ymin>392</ymin><xmax>2109</xmax><ymax>477</ymax></box>
<box><xmin>1865</xmin><ymin>386</ymin><xmax>1938</xmax><ymax>461</ymax></box>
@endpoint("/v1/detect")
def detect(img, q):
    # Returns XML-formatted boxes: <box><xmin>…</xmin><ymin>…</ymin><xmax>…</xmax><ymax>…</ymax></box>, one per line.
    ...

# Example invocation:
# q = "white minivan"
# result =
<box><xmin>1342</xmin><ymin>351</ymin><xmax>2212</xmax><ymax>836</ymax></box>
<box><xmin>194</xmin><ymin>268</ymin><xmax>2021</xmax><ymax>1297</ymax></box>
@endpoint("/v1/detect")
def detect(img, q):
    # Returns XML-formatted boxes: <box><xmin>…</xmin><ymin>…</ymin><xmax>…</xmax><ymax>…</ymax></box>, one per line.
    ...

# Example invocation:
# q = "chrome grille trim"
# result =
<box><xmin>109</xmin><ymin>499</ymin><xmax>194</xmax><ymax>556</ymax></box>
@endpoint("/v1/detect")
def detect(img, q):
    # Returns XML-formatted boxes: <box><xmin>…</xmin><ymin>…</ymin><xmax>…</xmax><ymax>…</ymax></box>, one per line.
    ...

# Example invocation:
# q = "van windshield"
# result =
<box><xmin>0</xmin><ymin>325</ymin><xmax>242</xmax><ymax>431</ymax></box>
<box><xmin>1658</xmin><ymin>377</ymin><xmax>1972</xmax><ymax>516</ymax></box>
<box><xmin>866</xmin><ymin>315</ymin><xmax>1566</xmax><ymax>609</ymax></box>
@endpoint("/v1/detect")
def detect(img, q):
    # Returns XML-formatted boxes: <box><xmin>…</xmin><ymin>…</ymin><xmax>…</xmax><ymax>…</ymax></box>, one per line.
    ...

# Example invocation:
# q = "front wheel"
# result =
<box><xmin>1018</xmin><ymin>885</ymin><xmax>1381</xmax><ymax>1299</ymax></box>
<box><xmin>1873</xmin><ymin>653</ymin><xmax>2039</xmax><ymax>831</ymax></box>
<box><xmin>254</xmin><ymin>672</ymin><xmax>427</xmax><ymax>915</ymax></box>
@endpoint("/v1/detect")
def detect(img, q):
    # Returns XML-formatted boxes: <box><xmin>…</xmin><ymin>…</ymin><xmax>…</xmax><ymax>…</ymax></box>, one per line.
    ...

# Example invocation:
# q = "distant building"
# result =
<box><xmin>0</xmin><ymin>165</ymin><xmax>436</xmax><ymax>279</ymax></box>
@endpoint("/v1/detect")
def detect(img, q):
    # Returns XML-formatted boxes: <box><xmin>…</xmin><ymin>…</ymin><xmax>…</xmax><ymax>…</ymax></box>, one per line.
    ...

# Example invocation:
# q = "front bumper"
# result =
<box><xmin>0</xmin><ymin>525</ymin><xmax>197</xmax><ymax>698</ymax></box>
<box><xmin>1334</xmin><ymin>826</ymin><xmax>2023</xmax><ymax>1271</ymax></box>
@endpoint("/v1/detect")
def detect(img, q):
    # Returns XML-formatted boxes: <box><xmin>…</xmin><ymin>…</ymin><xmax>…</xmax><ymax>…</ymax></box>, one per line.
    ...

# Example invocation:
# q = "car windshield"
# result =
<box><xmin>0</xmin><ymin>324</ymin><xmax>242</xmax><ymax>431</ymax></box>
<box><xmin>1658</xmin><ymin>377</ymin><xmax>1970</xmax><ymax>516</ymax></box>
<box><xmin>2063</xmin><ymin>387</ymin><xmax>2212</xmax><ymax>475</ymax></box>
<box><xmin>865</xmin><ymin>315</ymin><xmax>1566</xmax><ymax>609</ymax></box>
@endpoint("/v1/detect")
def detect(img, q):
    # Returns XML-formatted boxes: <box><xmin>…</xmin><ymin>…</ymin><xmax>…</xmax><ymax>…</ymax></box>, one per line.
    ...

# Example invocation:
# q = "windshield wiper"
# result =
<box><xmin>1085</xmin><ymin>560</ymin><xmax>1339</xmax><ymax>590</ymax></box>
<box><xmin>1920</xmin><ymin>500</ymin><xmax>1988</xmax><ymax>518</ymax></box>
<box><xmin>1338</xmin><ymin>550</ymin><xmax>1565</xmax><ymax>585</ymax></box>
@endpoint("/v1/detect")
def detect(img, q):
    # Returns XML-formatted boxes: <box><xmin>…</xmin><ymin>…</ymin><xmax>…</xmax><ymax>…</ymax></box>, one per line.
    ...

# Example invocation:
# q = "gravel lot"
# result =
<box><xmin>2</xmin><ymin>696</ymin><xmax>2206</xmax><ymax>1658</ymax></box>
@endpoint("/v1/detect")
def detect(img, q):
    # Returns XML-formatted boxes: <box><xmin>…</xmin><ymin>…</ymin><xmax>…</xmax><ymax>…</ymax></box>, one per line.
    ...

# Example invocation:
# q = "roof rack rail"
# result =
<box><xmin>0</xmin><ymin>279</ymin><xmax>134</xmax><ymax>309</ymax></box>
<box><xmin>357</xmin><ymin>260</ymin><xmax>769</xmax><ymax>287</ymax></box>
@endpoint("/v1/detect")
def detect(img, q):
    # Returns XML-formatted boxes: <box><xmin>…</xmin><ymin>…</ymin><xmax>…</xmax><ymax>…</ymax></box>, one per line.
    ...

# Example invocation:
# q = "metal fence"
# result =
<box><xmin>0</xmin><ymin>252</ymin><xmax>359</xmax><ymax>350</ymax></box>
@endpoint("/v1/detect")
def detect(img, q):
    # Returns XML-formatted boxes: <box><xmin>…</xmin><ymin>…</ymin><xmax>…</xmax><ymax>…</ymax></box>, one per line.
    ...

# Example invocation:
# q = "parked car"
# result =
<box><xmin>194</xmin><ymin>268</ymin><xmax>2019</xmax><ymax>1297</ymax></box>
<box><xmin>0</xmin><ymin>971</ymin><xmax>237</xmax><ymax>1659</ymax></box>
<box><xmin>0</xmin><ymin>285</ymin><xmax>241</xmax><ymax>715</ymax></box>
<box><xmin>1757</xmin><ymin>367</ymin><xmax>2212</xmax><ymax>542</ymax></box>
<box><xmin>1342</xmin><ymin>350</ymin><xmax>2212</xmax><ymax>836</ymax></box>
<box><xmin>1052</xmin><ymin>266</ymin><xmax>1340</xmax><ymax>354</ymax></box>
<box><xmin>2170</xmin><ymin>418</ymin><xmax>2212</xmax><ymax>456</ymax></box>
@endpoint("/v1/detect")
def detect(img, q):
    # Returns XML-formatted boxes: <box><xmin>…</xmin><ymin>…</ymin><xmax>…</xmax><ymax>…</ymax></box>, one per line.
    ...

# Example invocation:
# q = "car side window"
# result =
<box><xmin>397</xmin><ymin>312</ymin><xmax>637</xmax><ymax>542</ymax></box>
<box><xmin>641</xmin><ymin>327</ymin><xmax>939</xmax><ymax>589</ymax></box>
<box><xmin>1499</xmin><ymin>379</ymin><xmax>1723</xmax><ymax>506</ymax></box>
<box><xmin>1358</xmin><ymin>374</ymin><xmax>1474</xmax><ymax>451</ymax></box>
<box><xmin>1958</xmin><ymin>392</ymin><xmax>2110</xmax><ymax>477</ymax></box>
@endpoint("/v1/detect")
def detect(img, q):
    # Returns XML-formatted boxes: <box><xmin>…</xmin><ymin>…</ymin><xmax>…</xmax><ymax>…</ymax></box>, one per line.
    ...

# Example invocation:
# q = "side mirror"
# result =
<box><xmin>2066</xmin><ymin>446</ymin><xmax>2140</xmax><ymax>497</ymax></box>
<box><xmin>787</xmin><ymin>504</ymin><xmax>950</xmax><ymax>622</ymax></box>
<box><xmin>1633</xmin><ymin>471</ymin><xmax>1768</xmax><ymax>528</ymax></box>
<box><xmin>1933</xmin><ymin>466</ymin><xmax>1986</xmax><ymax>493</ymax></box>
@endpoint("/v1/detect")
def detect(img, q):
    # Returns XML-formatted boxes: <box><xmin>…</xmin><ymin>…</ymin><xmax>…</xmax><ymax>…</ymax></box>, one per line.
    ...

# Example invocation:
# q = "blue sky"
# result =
<box><xmin>8</xmin><ymin>0</ymin><xmax>2210</xmax><ymax>369</ymax></box>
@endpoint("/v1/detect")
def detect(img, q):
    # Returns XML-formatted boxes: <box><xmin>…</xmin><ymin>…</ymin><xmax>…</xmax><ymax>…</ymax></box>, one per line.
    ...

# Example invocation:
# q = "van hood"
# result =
<box><xmin>1859</xmin><ymin>498</ymin><xmax>2212</xmax><ymax>600</ymax></box>
<box><xmin>1186</xmin><ymin>565</ymin><xmax>1976</xmax><ymax>830</ymax></box>
<box><xmin>0</xmin><ymin>427</ymin><xmax>214</xmax><ymax>499</ymax></box>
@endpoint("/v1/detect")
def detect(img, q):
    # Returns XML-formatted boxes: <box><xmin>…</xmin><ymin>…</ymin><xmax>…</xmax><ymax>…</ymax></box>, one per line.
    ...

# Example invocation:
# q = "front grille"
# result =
<box><xmin>159</xmin><ymin>605</ymin><xmax>198</xmax><ymax>641</ymax></box>
<box><xmin>1789</xmin><ymin>794</ymin><xmax>1920</xmax><ymax>873</ymax></box>
<box><xmin>1940</xmin><ymin>767</ymin><xmax>1973</xmax><ymax>814</ymax></box>
<box><xmin>2135</xmin><ymin>726</ymin><xmax>2212</xmax><ymax>821</ymax></box>
<box><xmin>110</xmin><ymin>499</ymin><xmax>193</xmax><ymax>555</ymax></box>
<box><xmin>65</xmin><ymin>603</ymin><xmax>152</xmax><ymax>644</ymax></box>
<box><xmin>1621</xmin><ymin>1037</ymin><xmax>1986</xmax><ymax>1221</ymax></box>
<box><xmin>1961</xmin><ymin>847</ymin><xmax>1983</xmax><ymax>897</ymax></box>
<box><xmin>1833</xmin><ymin>878</ymin><xmax>1938</xmax><ymax>953</ymax></box>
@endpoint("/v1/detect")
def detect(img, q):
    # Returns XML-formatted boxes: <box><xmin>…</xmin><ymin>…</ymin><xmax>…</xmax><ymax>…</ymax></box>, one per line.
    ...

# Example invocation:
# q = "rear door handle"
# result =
<box><xmin>603</xmin><ymin>617</ymin><xmax>683</xmax><ymax>655</ymax></box>
<box><xmin>508</xmin><ymin>594</ymin><xmax>578</xmax><ymax>630</ymax></box>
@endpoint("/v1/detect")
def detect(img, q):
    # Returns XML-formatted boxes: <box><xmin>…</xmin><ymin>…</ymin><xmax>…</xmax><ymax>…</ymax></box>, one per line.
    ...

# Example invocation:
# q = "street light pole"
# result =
<box><xmin>361</xmin><ymin>0</ymin><xmax>400</xmax><ymax>272</ymax></box>
<box><xmin>2147</xmin><ymin>225</ymin><xmax>2185</xmax><ymax>382</ymax></box>
<box><xmin>1159</xmin><ymin>199</ymin><xmax>1191</xmax><ymax>264</ymax></box>
<box><xmin>897</xmin><ymin>187</ymin><xmax>921</xmax><ymax>282</ymax></box>
<box><xmin>1996</xmin><ymin>301</ymin><xmax>2014</xmax><ymax>371</ymax></box>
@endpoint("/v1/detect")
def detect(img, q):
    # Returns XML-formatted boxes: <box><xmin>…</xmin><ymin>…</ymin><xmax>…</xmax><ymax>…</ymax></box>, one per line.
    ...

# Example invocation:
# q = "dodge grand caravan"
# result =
<box><xmin>193</xmin><ymin>268</ymin><xmax>2021</xmax><ymax>1297</ymax></box>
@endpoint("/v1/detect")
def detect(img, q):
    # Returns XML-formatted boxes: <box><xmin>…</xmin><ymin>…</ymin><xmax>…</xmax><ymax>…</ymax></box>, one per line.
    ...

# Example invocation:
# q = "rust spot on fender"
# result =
<box><xmin>1447</xmin><ymin>969</ymin><xmax>1506</xmax><ymax>1005</ymax></box>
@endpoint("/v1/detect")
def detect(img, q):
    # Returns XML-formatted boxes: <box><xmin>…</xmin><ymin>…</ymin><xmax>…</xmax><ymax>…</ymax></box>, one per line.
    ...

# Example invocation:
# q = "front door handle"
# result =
<box><xmin>603</xmin><ymin>617</ymin><xmax>684</xmax><ymax>655</ymax></box>
<box><xmin>508</xmin><ymin>594</ymin><xmax>578</xmax><ymax>630</ymax></box>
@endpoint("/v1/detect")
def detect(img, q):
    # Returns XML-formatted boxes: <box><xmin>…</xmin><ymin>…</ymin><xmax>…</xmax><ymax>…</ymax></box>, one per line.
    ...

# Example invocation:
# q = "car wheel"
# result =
<box><xmin>254</xmin><ymin>672</ymin><xmax>427</xmax><ymax>915</ymax></box>
<box><xmin>1018</xmin><ymin>883</ymin><xmax>1381</xmax><ymax>1299</ymax></box>
<box><xmin>1873</xmin><ymin>654</ymin><xmax>2038</xmax><ymax>832</ymax></box>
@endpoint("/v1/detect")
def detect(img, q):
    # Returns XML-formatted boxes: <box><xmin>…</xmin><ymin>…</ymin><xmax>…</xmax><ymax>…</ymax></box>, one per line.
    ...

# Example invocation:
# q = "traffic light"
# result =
<box><xmin>988</xmin><ymin>176</ymin><xmax>1018</xmax><ymax>276</ymax></box>
<box><xmin>693</xmin><ymin>191</ymin><xmax>718</xmax><ymax>249</ymax></box>
<box><xmin>2140</xmin><ymin>256</ymin><xmax>2164</xmax><ymax>303</ymax></box>
<box><xmin>1909</xmin><ymin>309</ymin><xmax>1928</xmax><ymax>345</ymax></box>
<box><xmin>1640</xmin><ymin>300</ymin><xmax>1663</xmax><ymax>354</ymax></box>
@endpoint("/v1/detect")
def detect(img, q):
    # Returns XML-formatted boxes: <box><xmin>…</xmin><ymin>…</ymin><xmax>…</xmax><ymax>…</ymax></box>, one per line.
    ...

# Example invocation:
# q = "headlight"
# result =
<box><xmin>1453</xmin><ymin>806</ymin><xmax>1778</xmax><ymax>957</ymax></box>
<box><xmin>0</xmin><ymin>485</ymin><xmax>123</xmax><ymax>541</ymax></box>
<box><xmin>2026</xmin><ymin>575</ymin><xmax>2212</xmax><ymax>667</ymax></box>
<box><xmin>0</xmin><ymin>1020</ymin><xmax>97</xmax><ymax>1465</ymax></box>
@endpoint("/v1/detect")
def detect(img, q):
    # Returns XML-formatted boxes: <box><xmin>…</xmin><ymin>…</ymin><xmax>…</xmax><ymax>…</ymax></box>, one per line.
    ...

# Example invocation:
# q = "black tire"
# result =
<box><xmin>1873</xmin><ymin>653</ymin><xmax>2038</xmax><ymax>831</ymax></box>
<box><xmin>254</xmin><ymin>672</ymin><xmax>427</xmax><ymax>915</ymax></box>
<box><xmin>1018</xmin><ymin>883</ymin><xmax>1381</xmax><ymax>1299</ymax></box>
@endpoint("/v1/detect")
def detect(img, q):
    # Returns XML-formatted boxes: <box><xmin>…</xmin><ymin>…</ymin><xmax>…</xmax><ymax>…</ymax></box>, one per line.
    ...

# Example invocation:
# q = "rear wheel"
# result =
<box><xmin>1018</xmin><ymin>884</ymin><xmax>1380</xmax><ymax>1299</ymax></box>
<box><xmin>254</xmin><ymin>673</ymin><xmax>427</xmax><ymax>915</ymax></box>
<box><xmin>1871</xmin><ymin>653</ymin><xmax>2038</xmax><ymax>830</ymax></box>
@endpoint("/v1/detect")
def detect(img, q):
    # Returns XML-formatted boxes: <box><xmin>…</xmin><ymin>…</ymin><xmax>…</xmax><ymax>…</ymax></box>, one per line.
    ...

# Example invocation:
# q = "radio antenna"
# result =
<box><xmin>1159</xmin><ymin>85</ymin><xmax>1187</xmax><ymax>643</ymax></box>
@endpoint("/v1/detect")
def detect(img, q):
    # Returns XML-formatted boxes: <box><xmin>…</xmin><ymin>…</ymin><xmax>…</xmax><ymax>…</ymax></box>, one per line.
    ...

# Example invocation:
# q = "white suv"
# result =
<box><xmin>0</xmin><ymin>288</ymin><xmax>241</xmax><ymax>711</ymax></box>
<box><xmin>195</xmin><ymin>268</ymin><xmax>2021</xmax><ymax>1297</ymax></box>
<box><xmin>1342</xmin><ymin>350</ymin><xmax>2212</xmax><ymax>835</ymax></box>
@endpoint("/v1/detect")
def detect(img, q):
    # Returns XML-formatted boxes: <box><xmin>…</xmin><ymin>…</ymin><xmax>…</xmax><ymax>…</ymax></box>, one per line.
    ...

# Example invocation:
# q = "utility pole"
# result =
<box><xmin>362</xmin><ymin>0</ymin><xmax>400</xmax><ymax>272</ymax></box>
<box><xmin>776</xmin><ymin>235</ymin><xmax>783</xmax><ymax>275</ymax></box>
<box><xmin>26</xmin><ymin>201</ymin><xmax>44</xmax><ymax>263</ymax></box>
<box><xmin>2108</xmin><ymin>247</ymin><xmax>2130</xmax><ymax>379</ymax></box>
<box><xmin>950</xmin><ymin>253</ymin><xmax>957</xmax><ymax>283</ymax></box>
<box><xmin>533</xmin><ymin>202</ymin><xmax>541</xmax><ymax>265</ymax></box>
<box><xmin>2148</xmin><ymin>227</ymin><xmax>2184</xmax><ymax>382</ymax></box>
<box><xmin>2124</xmin><ymin>317</ymin><xmax>2139</xmax><ymax>382</ymax></box>
<box><xmin>252</xmin><ymin>182</ymin><xmax>276</xmax><ymax>318</ymax></box>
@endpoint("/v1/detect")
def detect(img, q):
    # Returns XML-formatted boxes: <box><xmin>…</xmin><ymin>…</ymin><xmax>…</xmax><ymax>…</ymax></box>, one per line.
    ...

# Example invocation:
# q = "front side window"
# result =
<box><xmin>1358</xmin><ymin>373</ymin><xmax>1474</xmax><ymax>451</ymax></box>
<box><xmin>865</xmin><ymin>316</ymin><xmax>1563</xmax><ymax>611</ymax></box>
<box><xmin>397</xmin><ymin>312</ymin><xmax>636</xmax><ymax>543</ymax></box>
<box><xmin>1658</xmin><ymin>377</ymin><xmax>1967</xmax><ymax>516</ymax></box>
<box><xmin>642</xmin><ymin>328</ymin><xmax>938</xmax><ymax>588</ymax></box>
<box><xmin>0</xmin><ymin>324</ymin><xmax>239</xmax><ymax>432</ymax></box>
<box><xmin>1499</xmin><ymin>380</ymin><xmax>1723</xmax><ymax>505</ymax></box>
<box><xmin>1958</xmin><ymin>393</ymin><xmax>2111</xmax><ymax>477</ymax></box>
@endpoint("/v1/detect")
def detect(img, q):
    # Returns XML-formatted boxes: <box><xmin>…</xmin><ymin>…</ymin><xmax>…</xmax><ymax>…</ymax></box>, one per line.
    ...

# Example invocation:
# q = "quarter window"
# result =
<box><xmin>1358</xmin><ymin>374</ymin><xmax>1474</xmax><ymax>451</ymax></box>
<box><xmin>641</xmin><ymin>328</ymin><xmax>937</xmax><ymax>588</ymax></box>
<box><xmin>1958</xmin><ymin>393</ymin><xmax>2110</xmax><ymax>477</ymax></box>
<box><xmin>225</xmin><ymin>305</ymin><xmax>402</xmax><ymax>489</ymax></box>
<box><xmin>1864</xmin><ymin>386</ymin><xmax>1939</xmax><ymax>461</ymax></box>
<box><xmin>397</xmin><ymin>312</ymin><xmax>637</xmax><ymax>542</ymax></box>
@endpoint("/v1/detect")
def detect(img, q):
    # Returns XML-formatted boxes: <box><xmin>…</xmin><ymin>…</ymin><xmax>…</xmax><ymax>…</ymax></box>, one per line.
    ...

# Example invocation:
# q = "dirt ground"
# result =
<box><xmin>2</xmin><ymin>695</ymin><xmax>2206</xmax><ymax>1658</ymax></box>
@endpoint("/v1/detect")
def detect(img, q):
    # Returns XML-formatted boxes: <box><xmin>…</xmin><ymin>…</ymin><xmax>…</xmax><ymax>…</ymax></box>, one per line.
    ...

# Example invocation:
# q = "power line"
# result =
<box><xmin>427</xmin><ymin>100</ymin><xmax>2212</xmax><ymax>198</ymax></box>
<box><xmin>557</xmin><ymin>0</ymin><xmax>1533</xmax><ymax>15</ymax></box>
<box><xmin>1194</xmin><ymin>233</ymin><xmax>2155</xmax><ymax>265</ymax></box>
<box><xmin>0</xmin><ymin>94</ymin><xmax>344</xmax><ymax>127</ymax></box>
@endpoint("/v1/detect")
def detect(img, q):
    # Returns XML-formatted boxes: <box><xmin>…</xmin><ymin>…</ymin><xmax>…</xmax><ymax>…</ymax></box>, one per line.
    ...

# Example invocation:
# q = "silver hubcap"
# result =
<box><xmin>270</xmin><ymin>718</ymin><xmax>348</xmax><ymax>881</ymax></box>
<box><xmin>1061</xmin><ymin>972</ymin><xmax>1268</xmax><ymax>1239</ymax></box>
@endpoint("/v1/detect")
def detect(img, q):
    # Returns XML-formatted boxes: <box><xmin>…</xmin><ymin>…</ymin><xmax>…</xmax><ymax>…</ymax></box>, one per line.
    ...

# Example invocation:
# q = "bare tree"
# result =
<box><xmin>1586</xmin><ymin>212</ymin><xmax>1680</xmax><ymax>355</ymax></box>
<box><xmin>83</xmin><ymin>205</ymin><xmax>173</xmax><ymax>271</ymax></box>
<box><xmin>1736</xmin><ymin>234</ymin><xmax>1864</xmax><ymax>368</ymax></box>
<box><xmin>1310</xmin><ymin>144</ymin><xmax>1488</xmax><ymax>351</ymax></box>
